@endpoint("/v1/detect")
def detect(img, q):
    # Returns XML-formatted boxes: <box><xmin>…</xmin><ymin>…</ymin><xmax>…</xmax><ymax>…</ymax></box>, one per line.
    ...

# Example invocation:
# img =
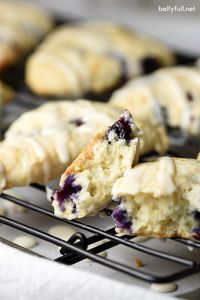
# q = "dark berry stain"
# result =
<box><xmin>186</xmin><ymin>91</ymin><xmax>194</xmax><ymax>102</ymax></box>
<box><xmin>106</xmin><ymin>110</ymin><xmax>133</xmax><ymax>144</ymax></box>
<box><xmin>192</xmin><ymin>211</ymin><xmax>200</xmax><ymax>221</ymax></box>
<box><xmin>107</xmin><ymin>51</ymin><xmax>129</xmax><ymax>85</ymax></box>
<box><xmin>192</xmin><ymin>227</ymin><xmax>200</xmax><ymax>240</ymax></box>
<box><xmin>52</xmin><ymin>175</ymin><xmax>82</xmax><ymax>213</ymax></box>
<box><xmin>141</xmin><ymin>57</ymin><xmax>161</xmax><ymax>74</ymax></box>
<box><xmin>112</xmin><ymin>206</ymin><xmax>132</xmax><ymax>232</ymax></box>
<box><xmin>69</xmin><ymin>118</ymin><xmax>85</xmax><ymax>127</ymax></box>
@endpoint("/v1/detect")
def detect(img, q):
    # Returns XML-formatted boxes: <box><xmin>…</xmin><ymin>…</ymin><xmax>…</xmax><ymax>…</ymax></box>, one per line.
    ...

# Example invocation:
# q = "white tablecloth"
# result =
<box><xmin>0</xmin><ymin>241</ymin><xmax>174</xmax><ymax>300</ymax></box>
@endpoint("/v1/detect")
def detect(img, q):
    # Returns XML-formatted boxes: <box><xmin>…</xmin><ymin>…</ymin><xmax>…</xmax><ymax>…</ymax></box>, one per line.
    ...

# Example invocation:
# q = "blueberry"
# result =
<box><xmin>112</xmin><ymin>206</ymin><xmax>132</xmax><ymax>232</ymax></box>
<box><xmin>69</xmin><ymin>118</ymin><xmax>84</xmax><ymax>127</ymax></box>
<box><xmin>141</xmin><ymin>57</ymin><xmax>161</xmax><ymax>74</ymax></box>
<box><xmin>192</xmin><ymin>227</ymin><xmax>200</xmax><ymax>240</ymax></box>
<box><xmin>106</xmin><ymin>110</ymin><xmax>134</xmax><ymax>144</ymax></box>
<box><xmin>192</xmin><ymin>211</ymin><xmax>200</xmax><ymax>221</ymax></box>
<box><xmin>186</xmin><ymin>91</ymin><xmax>194</xmax><ymax>102</ymax></box>
<box><xmin>52</xmin><ymin>175</ymin><xmax>82</xmax><ymax>213</ymax></box>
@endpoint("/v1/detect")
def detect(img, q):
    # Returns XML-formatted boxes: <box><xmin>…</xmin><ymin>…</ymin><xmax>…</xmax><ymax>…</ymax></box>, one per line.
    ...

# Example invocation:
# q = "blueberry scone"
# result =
<box><xmin>26</xmin><ymin>21</ymin><xmax>174</xmax><ymax>97</ymax></box>
<box><xmin>52</xmin><ymin>111</ymin><xmax>140</xmax><ymax>219</ymax></box>
<box><xmin>0</xmin><ymin>1</ymin><xmax>53</xmax><ymax>69</ymax></box>
<box><xmin>0</xmin><ymin>100</ymin><xmax>121</xmax><ymax>191</ymax></box>
<box><xmin>6</xmin><ymin>99</ymin><xmax>169</xmax><ymax>156</ymax></box>
<box><xmin>112</xmin><ymin>157</ymin><xmax>200</xmax><ymax>240</ymax></box>
<box><xmin>0</xmin><ymin>81</ymin><xmax>14</xmax><ymax>106</ymax></box>
<box><xmin>0</xmin><ymin>99</ymin><xmax>168</xmax><ymax>192</ymax></box>
<box><xmin>110</xmin><ymin>66</ymin><xmax>200</xmax><ymax>135</ymax></box>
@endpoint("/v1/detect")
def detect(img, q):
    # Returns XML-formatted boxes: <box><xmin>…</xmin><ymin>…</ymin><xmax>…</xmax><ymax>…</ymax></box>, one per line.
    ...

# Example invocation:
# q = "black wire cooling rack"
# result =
<box><xmin>1</xmin><ymin>183</ymin><xmax>200</xmax><ymax>284</ymax></box>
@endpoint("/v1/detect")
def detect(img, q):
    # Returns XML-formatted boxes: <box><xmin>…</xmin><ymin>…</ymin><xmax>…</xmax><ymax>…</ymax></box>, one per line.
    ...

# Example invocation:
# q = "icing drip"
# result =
<box><xmin>156</xmin><ymin>157</ymin><xmax>176</xmax><ymax>196</ymax></box>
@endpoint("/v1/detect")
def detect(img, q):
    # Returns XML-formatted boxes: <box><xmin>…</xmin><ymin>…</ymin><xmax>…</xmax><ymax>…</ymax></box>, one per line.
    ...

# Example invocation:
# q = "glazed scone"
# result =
<box><xmin>26</xmin><ymin>21</ymin><xmax>174</xmax><ymax>97</ymax></box>
<box><xmin>6</xmin><ymin>100</ymin><xmax>120</xmax><ymax>137</ymax></box>
<box><xmin>136</xmin><ymin>119</ymin><xmax>168</xmax><ymax>155</ymax></box>
<box><xmin>112</xmin><ymin>157</ymin><xmax>200</xmax><ymax>240</ymax></box>
<box><xmin>0</xmin><ymin>99</ymin><xmax>168</xmax><ymax>192</ymax></box>
<box><xmin>0</xmin><ymin>1</ymin><xmax>53</xmax><ymax>69</ymax></box>
<box><xmin>0</xmin><ymin>133</ymin><xmax>70</xmax><ymax>190</ymax></box>
<box><xmin>52</xmin><ymin>110</ymin><xmax>140</xmax><ymax>219</ymax></box>
<box><xmin>6</xmin><ymin>99</ymin><xmax>169</xmax><ymax>156</ymax></box>
<box><xmin>0</xmin><ymin>100</ymin><xmax>122</xmax><ymax>191</ymax></box>
<box><xmin>0</xmin><ymin>81</ymin><xmax>14</xmax><ymax>106</ymax></box>
<box><xmin>110</xmin><ymin>66</ymin><xmax>200</xmax><ymax>135</ymax></box>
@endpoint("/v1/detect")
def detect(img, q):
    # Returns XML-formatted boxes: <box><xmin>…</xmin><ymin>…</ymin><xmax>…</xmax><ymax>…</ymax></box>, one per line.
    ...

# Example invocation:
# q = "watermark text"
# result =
<box><xmin>158</xmin><ymin>5</ymin><xmax>195</xmax><ymax>13</ymax></box>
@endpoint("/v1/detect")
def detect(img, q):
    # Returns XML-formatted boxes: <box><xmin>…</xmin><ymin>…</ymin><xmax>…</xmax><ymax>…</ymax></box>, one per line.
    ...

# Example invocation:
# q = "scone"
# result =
<box><xmin>0</xmin><ymin>81</ymin><xmax>14</xmax><ymax>106</ymax></box>
<box><xmin>52</xmin><ymin>110</ymin><xmax>140</xmax><ymax>219</ymax></box>
<box><xmin>0</xmin><ymin>1</ymin><xmax>53</xmax><ymax>69</ymax></box>
<box><xmin>0</xmin><ymin>133</ymin><xmax>71</xmax><ymax>190</ymax></box>
<box><xmin>6</xmin><ymin>99</ymin><xmax>169</xmax><ymax>156</ymax></box>
<box><xmin>110</xmin><ymin>66</ymin><xmax>200</xmax><ymax>135</ymax></box>
<box><xmin>112</xmin><ymin>157</ymin><xmax>200</xmax><ymax>240</ymax></box>
<box><xmin>0</xmin><ymin>100</ymin><xmax>122</xmax><ymax>191</ymax></box>
<box><xmin>0</xmin><ymin>99</ymin><xmax>168</xmax><ymax>192</ymax></box>
<box><xmin>26</xmin><ymin>21</ymin><xmax>174</xmax><ymax>97</ymax></box>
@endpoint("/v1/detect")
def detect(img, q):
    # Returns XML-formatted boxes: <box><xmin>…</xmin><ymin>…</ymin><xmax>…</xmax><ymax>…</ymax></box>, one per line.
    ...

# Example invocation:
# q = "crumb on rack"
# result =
<box><xmin>134</xmin><ymin>259</ymin><xmax>144</xmax><ymax>268</ymax></box>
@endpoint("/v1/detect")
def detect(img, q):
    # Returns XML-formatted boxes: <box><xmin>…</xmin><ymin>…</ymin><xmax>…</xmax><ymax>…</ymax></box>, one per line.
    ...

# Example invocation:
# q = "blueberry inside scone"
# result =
<box><xmin>52</xmin><ymin>110</ymin><xmax>140</xmax><ymax>219</ymax></box>
<box><xmin>112</xmin><ymin>157</ymin><xmax>200</xmax><ymax>239</ymax></box>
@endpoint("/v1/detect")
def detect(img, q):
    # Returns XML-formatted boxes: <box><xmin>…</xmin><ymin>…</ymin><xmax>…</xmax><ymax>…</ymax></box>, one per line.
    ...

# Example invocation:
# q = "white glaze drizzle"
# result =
<box><xmin>25</xmin><ymin>137</ymin><xmax>50</xmax><ymax>183</ymax></box>
<box><xmin>131</xmin><ymin>77</ymin><xmax>164</xmax><ymax>124</ymax></box>
<box><xmin>48</xmin><ymin>225</ymin><xmax>76</xmax><ymax>240</ymax></box>
<box><xmin>13</xmin><ymin>235</ymin><xmax>37</xmax><ymax>249</ymax></box>
<box><xmin>151</xmin><ymin>282</ymin><xmax>177</xmax><ymax>293</ymax></box>
<box><xmin>155</xmin><ymin>72</ymin><xmax>193</xmax><ymax>132</ymax></box>
<box><xmin>34</xmin><ymin>52</ymin><xmax>81</xmax><ymax>94</ymax></box>
<box><xmin>156</xmin><ymin>157</ymin><xmax>176</xmax><ymax>196</ymax></box>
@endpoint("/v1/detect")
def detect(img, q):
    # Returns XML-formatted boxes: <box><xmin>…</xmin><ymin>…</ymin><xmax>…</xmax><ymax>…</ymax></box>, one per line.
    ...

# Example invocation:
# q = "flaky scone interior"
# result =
<box><xmin>52</xmin><ymin>110</ymin><xmax>141</xmax><ymax>219</ymax></box>
<box><xmin>112</xmin><ymin>157</ymin><xmax>200</xmax><ymax>240</ymax></box>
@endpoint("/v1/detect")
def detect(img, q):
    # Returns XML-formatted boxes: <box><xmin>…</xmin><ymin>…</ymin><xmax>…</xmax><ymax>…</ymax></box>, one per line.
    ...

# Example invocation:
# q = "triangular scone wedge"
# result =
<box><xmin>52</xmin><ymin>110</ymin><xmax>141</xmax><ymax>219</ymax></box>
<box><xmin>112</xmin><ymin>157</ymin><xmax>200</xmax><ymax>240</ymax></box>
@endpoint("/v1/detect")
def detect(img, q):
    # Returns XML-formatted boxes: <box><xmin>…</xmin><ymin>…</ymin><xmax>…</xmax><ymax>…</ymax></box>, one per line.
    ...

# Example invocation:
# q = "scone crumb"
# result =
<box><xmin>134</xmin><ymin>259</ymin><xmax>144</xmax><ymax>268</ymax></box>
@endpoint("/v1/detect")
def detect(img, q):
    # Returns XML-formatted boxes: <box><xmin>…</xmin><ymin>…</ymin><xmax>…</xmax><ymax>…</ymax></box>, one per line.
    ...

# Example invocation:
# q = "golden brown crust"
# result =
<box><xmin>65</xmin><ymin>131</ymin><xmax>104</xmax><ymax>175</ymax></box>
